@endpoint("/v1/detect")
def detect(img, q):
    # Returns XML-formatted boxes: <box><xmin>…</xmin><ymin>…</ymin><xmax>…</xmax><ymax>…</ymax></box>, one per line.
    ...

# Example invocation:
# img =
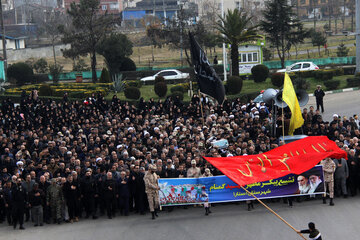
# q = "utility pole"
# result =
<box><xmin>221</xmin><ymin>0</ymin><xmax>227</xmax><ymax>81</ymax></box>
<box><xmin>0</xmin><ymin>0</ymin><xmax>7</xmax><ymax>81</ymax></box>
<box><xmin>356</xmin><ymin>0</ymin><xmax>360</xmax><ymax>73</ymax></box>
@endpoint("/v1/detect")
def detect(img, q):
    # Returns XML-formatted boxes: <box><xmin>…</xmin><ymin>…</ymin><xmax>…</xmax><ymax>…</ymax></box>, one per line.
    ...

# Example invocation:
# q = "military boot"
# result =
<box><xmin>151</xmin><ymin>212</ymin><xmax>155</xmax><ymax>220</ymax></box>
<box><xmin>329</xmin><ymin>198</ymin><xmax>334</xmax><ymax>206</ymax></box>
<box><xmin>322</xmin><ymin>197</ymin><xmax>326</xmax><ymax>204</ymax></box>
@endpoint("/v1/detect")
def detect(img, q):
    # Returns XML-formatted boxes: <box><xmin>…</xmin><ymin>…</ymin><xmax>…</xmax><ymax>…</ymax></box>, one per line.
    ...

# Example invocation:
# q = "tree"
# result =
<box><xmin>146</xmin><ymin>23</ymin><xmax>166</xmax><ymax>62</ymax></box>
<box><xmin>217</xmin><ymin>9</ymin><xmax>260</xmax><ymax>76</ymax></box>
<box><xmin>261</xmin><ymin>0</ymin><xmax>306</xmax><ymax>68</ymax></box>
<box><xmin>33</xmin><ymin>58</ymin><xmax>48</xmax><ymax>73</ymax></box>
<box><xmin>157</xmin><ymin>5</ymin><xmax>199</xmax><ymax>66</ymax></box>
<box><xmin>61</xmin><ymin>0</ymin><xmax>118</xmax><ymax>83</ymax></box>
<box><xmin>36</xmin><ymin>11</ymin><xmax>65</xmax><ymax>65</ymax></box>
<box><xmin>311</xmin><ymin>31</ymin><xmax>327</xmax><ymax>56</ymax></box>
<box><xmin>96</xmin><ymin>33</ymin><xmax>133</xmax><ymax>77</ymax></box>
<box><xmin>337</xmin><ymin>43</ymin><xmax>350</xmax><ymax>57</ymax></box>
<box><xmin>8</xmin><ymin>63</ymin><xmax>34</xmax><ymax>86</ymax></box>
<box><xmin>49</xmin><ymin>64</ymin><xmax>63</xmax><ymax>84</ymax></box>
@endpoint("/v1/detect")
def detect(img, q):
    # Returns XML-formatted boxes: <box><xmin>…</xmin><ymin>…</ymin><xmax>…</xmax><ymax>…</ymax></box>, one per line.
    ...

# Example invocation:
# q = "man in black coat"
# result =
<box><xmin>117</xmin><ymin>171</ymin><xmax>129</xmax><ymax>216</ymax></box>
<box><xmin>3</xmin><ymin>180</ymin><xmax>13</xmax><ymax>225</ymax></box>
<box><xmin>81</xmin><ymin>169</ymin><xmax>98</xmax><ymax>219</ymax></box>
<box><xmin>102</xmin><ymin>171</ymin><xmax>117</xmax><ymax>219</ymax></box>
<box><xmin>129</xmin><ymin>166</ymin><xmax>146</xmax><ymax>215</ymax></box>
<box><xmin>29</xmin><ymin>183</ymin><xmax>44</xmax><ymax>226</ymax></box>
<box><xmin>38</xmin><ymin>175</ymin><xmax>50</xmax><ymax>223</ymax></box>
<box><xmin>314</xmin><ymin>85</ymin><xmax>325</xmax><ymax>113</ymax></box>
<box><xmin>12</xmin><ymin>177</ymin><xmax>27</xmax><ymax>230</ymax></box>
<box><xmin>64</xmin><ymin>175</ymin><xmax>81</xmax><ymax>222</ymax></box>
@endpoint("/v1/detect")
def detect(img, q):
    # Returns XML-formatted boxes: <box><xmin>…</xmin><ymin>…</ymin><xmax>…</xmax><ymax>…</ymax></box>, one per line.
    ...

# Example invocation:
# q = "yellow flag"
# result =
<box><xmin>282</xmin><ymin>73</ymin><xmax>304</xmax><ymax>135</ymax></box>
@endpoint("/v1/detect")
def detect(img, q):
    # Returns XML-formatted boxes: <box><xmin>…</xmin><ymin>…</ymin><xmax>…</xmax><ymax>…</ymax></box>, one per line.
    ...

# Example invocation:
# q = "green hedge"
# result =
<box><xmin>346</xmin><ymin>77</ymin><xmax>360</xmax><ymax>88</ymax></box>
<box><xmin>324</xmin><ymin>79</ymin><xmax>340</xmax><ymax>90</ymax></box>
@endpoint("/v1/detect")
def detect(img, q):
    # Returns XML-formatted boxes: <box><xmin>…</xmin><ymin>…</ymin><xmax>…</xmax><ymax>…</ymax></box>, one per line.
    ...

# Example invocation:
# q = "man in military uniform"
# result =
<box><xmin>46</xmin><ymin>178</ymin><xmax>64</xmax><ymax>224</ymax></box>
<box><xmin>320</xmin><ymin>158</ymin><xmax>336</xmax><ymax>206</ymax></box>
<box><xmin>144</xmin><ymin>164</ymin><xmax>160</xmax><ymax>219</ymax></box>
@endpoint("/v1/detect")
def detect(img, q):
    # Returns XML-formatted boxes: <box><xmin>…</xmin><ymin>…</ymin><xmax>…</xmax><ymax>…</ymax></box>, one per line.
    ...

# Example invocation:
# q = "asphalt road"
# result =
<box><xmin>304</xmin><ymin>89</ymin><xmax>360</xmax><ymax>122</ymax></box>
<box><xmin>1</xmin><ymin>196</ymin><xmax>360</xmax><ymax>240</ymax></box>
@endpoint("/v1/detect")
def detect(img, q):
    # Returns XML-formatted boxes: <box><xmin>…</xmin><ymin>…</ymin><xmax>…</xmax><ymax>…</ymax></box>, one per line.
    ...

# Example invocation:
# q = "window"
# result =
<box><xmin>110</xmin><ymin>3</ymin><xmax>119</xmax><ymax>10</ymax></box>
<box><xmin>291</xmin><ymin>64</ymin><xmax>301</xmax><ymax>70</ymax></box>
<box><xmin>247</xmin><ymin>53</ymin><xmax>252</xmax><ymax>62</ymax></box>
<box><xmin>300</xmin><ymin>0</ymin><xmax>305</xmax><ymax>4</ymax></box>
<box><xmin>253</xmin><ymin>52</ymin><xmax>258</xmax><ymax>62</ymax></box>
<box><xmin>235</xmin><ymin>1</ymin><xmax>241</xmax><ymax>10</ymax></box>
<box><xmin>242</xmin><ymin>54</ymin><xmax>246</xmax><ymax>62</ymax></box>
<box><xmin>166</xmin><ymin>71</ymin><xmax>177</xmax><ymax>76</ymax></box>
<box><xmin>302</xmin><ymin>63</ymin><xmax>310</xmax><ymax>69</ymax></box>
<box><xmin>102</xmin><ymin>5</ymin><xmax>107</xmax><ymax>10</ymax></box>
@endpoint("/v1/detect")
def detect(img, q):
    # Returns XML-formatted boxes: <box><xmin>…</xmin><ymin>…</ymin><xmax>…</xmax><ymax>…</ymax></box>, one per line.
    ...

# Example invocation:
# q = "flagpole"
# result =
<box><xmin>198</xmin><ymin>90</ymin><xmax>205</xmax><ymax>126</ymax></box>
<box><xmin>282</xmin><ymin>102</ymin><xmax>285</xmax><ymax>139</ymax></box>
<box><xmin>240</xmin><ymin>186</ymin><xmax>306</xmax><ymax>240</ymax></box>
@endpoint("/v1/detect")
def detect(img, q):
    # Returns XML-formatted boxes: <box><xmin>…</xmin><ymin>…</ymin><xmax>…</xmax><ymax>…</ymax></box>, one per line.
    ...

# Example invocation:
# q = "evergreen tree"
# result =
<box><xmin>261</xmin><ymin>0</ymin><xmax>306</xmax><ymax>68</ymax></box>
<box><xmin>311</xmin><ymin>31</ymin><xmax>327</xmax><ymax>56</ymax></box>
<box><xmin>336</xmin><ymin>43</ymin><xmax>350</xmax><ymax>57</ymax></box>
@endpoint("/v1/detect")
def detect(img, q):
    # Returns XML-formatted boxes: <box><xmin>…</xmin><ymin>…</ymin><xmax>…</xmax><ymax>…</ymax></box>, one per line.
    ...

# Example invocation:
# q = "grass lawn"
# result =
<box><xmin>104</xmin><ymin>84</ymin><xmax>192</xmax><ymax>102</ymax></box>
<box><xmin>104</xmin><ymin>75</ymin><xmax>355</xmax><ymax>102</ymax></box>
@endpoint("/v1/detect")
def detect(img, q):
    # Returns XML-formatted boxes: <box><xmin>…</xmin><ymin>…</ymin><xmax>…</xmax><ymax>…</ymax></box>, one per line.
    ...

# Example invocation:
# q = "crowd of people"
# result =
<box><xmin>0</xmin><ymin>90</ymin><xmax>359</xmax><ymax>229</ymax></box>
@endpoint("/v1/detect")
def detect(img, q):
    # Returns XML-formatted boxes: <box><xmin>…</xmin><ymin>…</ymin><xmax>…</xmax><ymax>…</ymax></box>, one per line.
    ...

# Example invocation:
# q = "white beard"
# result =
<box><xmin>298</xmin><ymin>184</ymin><xmax>310</xmax><ymax>194</ymax></box>
<box><xmin>308</xmin><ymin>179</ymin><xmax>322</xmax><ymax>194</ymax></box>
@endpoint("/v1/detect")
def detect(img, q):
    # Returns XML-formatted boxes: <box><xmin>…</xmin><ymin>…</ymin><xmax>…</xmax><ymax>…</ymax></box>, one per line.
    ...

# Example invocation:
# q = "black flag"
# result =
<box><xmin>189</xmin><ymin>32</ymin><xmax>225</xmax><ymax>104</ymax></box>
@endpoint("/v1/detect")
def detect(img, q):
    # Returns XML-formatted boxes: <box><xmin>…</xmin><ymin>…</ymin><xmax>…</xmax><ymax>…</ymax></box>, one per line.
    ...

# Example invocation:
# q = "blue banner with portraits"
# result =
<box><xmin>159</xmin><ymin>166</ymin><xmax>324</xmax><ymax>206</ymax></box>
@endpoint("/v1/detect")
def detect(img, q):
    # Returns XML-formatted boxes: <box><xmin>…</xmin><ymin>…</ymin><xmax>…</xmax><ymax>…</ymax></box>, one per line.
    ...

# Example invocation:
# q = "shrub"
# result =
<box><xmin>49</xmin><ymin>64</ymin><xmax>63</xmax><ymax>84</ymax></box>
<box><xmin>271</xmin><ymin>73</ymin><xmax>284</xmax><ymax>87</ymax></box>
<box><xmin>324</xmin><ymin>79</ymin><xmax>340</xmax><ymax>90</ymax></box>
<box><xmin>126</xmin><ymin>80</ymin><xmax>142</xmax><ymax>88</ymax></box>
<box><xmin>314</xmin><ymin>70</ymin><xmax>333</xmax><ymax>81</ymax></box>
<box><xmin>170</xmin><ymin>85</ymin><xmax>185</xmax><ymax>93</ymax></box>
<box><xmin>33</xmin><ymin>74</ymin><xmax>50</xmax><ymax>83</ymax></box>
<box><xmin>7</xmin><ymin>62</ymin><xmax>34</xmax><ymax>86</ymax></box>
<box><xmin>251</xmin><ymin>64</ymin><xmax>269</xmax><ymax>83</ymax></box>
<box><xmin>124</xmin><ymin>87</ymin><xmax>141</xmax><ymax>99</ymax></box>
<box><xmin>333</xmin><ymin>68</ymin><xmax>344</xmax><ymax>76</ymax></box>
<box><xmin>73</xmin><ymin>58</ymin><xmax>89</xmax><ymax>71</ymax></box>
<box><xmin>226</xmin><ymin>76</ymin><xmax>243</xmax><ymax>95</ymax></box>
<box><xmin>120</xmin><ymin>57</ymin><xmax>136</xmax><ymax>71</ymax></box>
<box><xmin>68</xmin><ymin>92</ymin><xmax>89</xmax><ymax>99</ymax></box>
<box><xmin>155</xmin><ymin>75</ymin><xmax>165</xmax><ymax>84</ymax></box>
<box><xmin>38</xmin><ymin>84</ymin><xmax>53</xmax><ymax>96</ymax></box>
<box><xmin>99</xmin><ymin>68</ymin><xmax>111</xmax><ymax>83</ymax></box>
<box><xmin>293</xmin><ymin>77</ymin><xmax>310</xmax><ymax>90</ymax></box>
<box><xmin>154</xmin><ymin>81</ymin><xmax>168</xmax><ymax>97</ymax></box>
<box><xmin>33</xmin><ymin>58</ymin><xmax>48</xmax><ymax>73</ymax></box>
<box><xmin>294</xmin><ymin>71</ymin><xmax>314</xmax><ymax>79</ymax></box>
<box><xmin>346</xmin><ymin>77</ymin><xmax>360</xmax><ymax>88</ymax></box>
<box><xmin>171</xmin><ymin>91</ymin><xmax>184</xmax><ymax>101</ymax></box>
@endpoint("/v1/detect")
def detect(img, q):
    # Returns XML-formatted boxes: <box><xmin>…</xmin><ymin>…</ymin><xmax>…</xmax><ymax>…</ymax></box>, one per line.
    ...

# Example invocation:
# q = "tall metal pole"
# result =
<box><xmin>356</xmin><ymin>0</ymin><xmax>360</xmax><ymax>73</ymax></box>
<box><xmin>0</xmin><ymin>0</ymin><xmax>7</xmax><ymax>81</ymax></box>
<box><xmin>221</xmin><ymin>0</ymin><xmax>227</xmax><ymax>81</ymax></box>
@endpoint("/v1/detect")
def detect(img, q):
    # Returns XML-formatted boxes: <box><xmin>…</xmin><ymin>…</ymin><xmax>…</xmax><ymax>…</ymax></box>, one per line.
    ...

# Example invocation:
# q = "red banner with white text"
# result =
<box><xmin>204</xmin><ymin>136</ymin><xmax>347</xmax><ymax>187</ymax></box>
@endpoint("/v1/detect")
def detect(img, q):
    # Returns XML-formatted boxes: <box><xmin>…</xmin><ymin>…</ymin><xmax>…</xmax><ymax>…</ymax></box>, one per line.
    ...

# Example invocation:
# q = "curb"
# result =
<box><xmin>308</xmin><ymin>87</ymin><xmax>359</xmax><ymax>97</ymax></box>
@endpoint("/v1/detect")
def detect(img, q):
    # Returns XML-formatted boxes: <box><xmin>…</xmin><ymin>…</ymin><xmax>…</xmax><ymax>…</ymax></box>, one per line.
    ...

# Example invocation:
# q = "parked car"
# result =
<box><xmin>276</xmin><ymin>62</ymin><xmax>319</xmax><ymax>73</ymax></box>
<box><xmin>140</xmin><ymin>69</ymin><xmax>190</xmax><ymax>84</ymax></box>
